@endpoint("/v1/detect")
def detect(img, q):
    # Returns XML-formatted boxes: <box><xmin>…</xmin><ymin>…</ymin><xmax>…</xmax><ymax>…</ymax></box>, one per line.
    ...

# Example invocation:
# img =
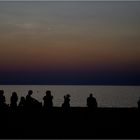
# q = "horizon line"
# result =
<box><xmin>0</xmin><ymin>0</ymin><xmax>140</xmax><ymax>1</ymax></box>
<box><xmin>0</xmin><ymin>84</ymin><xmax>140</xmax><ymax>86</ymax></box>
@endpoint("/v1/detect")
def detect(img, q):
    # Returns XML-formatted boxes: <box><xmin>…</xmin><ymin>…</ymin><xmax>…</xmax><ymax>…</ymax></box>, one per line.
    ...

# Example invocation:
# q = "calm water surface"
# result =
<box><xmin>0</xmin><ymin>85</ymin><xmax>139</xmax><ymax>107</ymax></box>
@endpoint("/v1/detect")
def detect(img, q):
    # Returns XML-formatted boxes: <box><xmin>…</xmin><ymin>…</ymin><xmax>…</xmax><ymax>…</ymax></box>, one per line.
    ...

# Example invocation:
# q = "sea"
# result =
<box><xmin>0</xmin><ymin>85</ymin><xmax>140</xmax><ymax>107</ymax></box>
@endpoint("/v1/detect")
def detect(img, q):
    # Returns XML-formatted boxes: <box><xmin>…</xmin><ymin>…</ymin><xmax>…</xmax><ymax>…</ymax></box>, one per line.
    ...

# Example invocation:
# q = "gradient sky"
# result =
<box><xmin>0</xmin><ymin>1</ymin><xmax>140</xmax><ymax>85</ymax></box>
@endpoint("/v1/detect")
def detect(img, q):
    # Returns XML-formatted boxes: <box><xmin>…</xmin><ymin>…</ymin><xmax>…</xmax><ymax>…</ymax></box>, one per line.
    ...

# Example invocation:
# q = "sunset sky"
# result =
<box><xmin>0</xmin><ymin>1</ymin><xmax>140</xmax><ymax>85</ymax></box>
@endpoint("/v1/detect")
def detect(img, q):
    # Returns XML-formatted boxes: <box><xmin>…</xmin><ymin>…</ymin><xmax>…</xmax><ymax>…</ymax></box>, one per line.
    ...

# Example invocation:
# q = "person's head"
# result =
<box><xmin>90</xmin><ymin>93</ymin><xmax>93</xmax><ymax>97</ymax></box>
<box><xmin>28</xmin><ymin>90</ymin><xmax>33</xmax><ymax>95</ymax></box>
<box><xmin>46</xmin><ymin>90</ymin><xmax>51</xmax><ymax>96</ymax></box>
<box><xmin>20</xmin><ymin>96</ymin><xmax>25</xmax><ymax>102</ymax></box>
<box><xmin>12</xmin><ymin>92</ymin><xmax>17</xmax><ymax>96</ymax></box>
<box><xmin>66</xmin><ymin>94</ymin><xmax>70</xmax><ymax>98</ymax></box>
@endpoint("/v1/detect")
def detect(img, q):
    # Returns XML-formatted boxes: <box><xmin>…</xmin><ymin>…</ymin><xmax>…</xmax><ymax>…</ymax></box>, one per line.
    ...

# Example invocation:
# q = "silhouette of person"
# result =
<box><xmin>87</xmin><ymin>93</ymin><xmax>97</xmax><ymax>110</ymax></box>
<box><xmin>10</xmin><ymin>92</ymin><xmax>18</xmax><ymax>110</ymax></box>
<box><xmin>0</xmin><ymin>90</ymin><xmax>8</xmax><ymax>111</ymax></box>
<box><xmin>26</xmin><ymin>90</ymin><xmax>35</xmax><ymax>109</ymax></box>
<box><xmin>0</xmin><ymin>90</ymin><xmax>6</xmax><ymax>106</ymax></box>
<box><xmin>62</xmin><ymin>94</ymin><xmax>71</xmax><ymax>111</ymax></box>
<box><xmin>26</xmin><ymin>90</ymin><xmax>41</xmax><ymax>110</ymax></box>
<box><xmin>43</xmin><ymin>90</ymin><xmax>53</xmax><ymax>110</ymax></box>
<box><xmin>137</xmin><ymin>97</ymin><xmax>140</xmax><ymax>109</ymax></box>
<box><xmin>18</xmin><ymin>96</ymin><xmax>26</xmax><ymax>110</ymax></box>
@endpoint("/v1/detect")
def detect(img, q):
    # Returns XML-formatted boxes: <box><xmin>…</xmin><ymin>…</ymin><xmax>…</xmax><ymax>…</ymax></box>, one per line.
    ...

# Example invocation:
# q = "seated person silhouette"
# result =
<box><xmin>43</xmin><ymin>90</ymin><xmax>53</xmax><ymax>110</ymax></box>
<box><xmin>26</xmin><ymin>90</ymin><xmax>41</xmax><ymax>110</ymax></box>
<box><xmin>87</xmin><ymin>93</ymin><xmax>97</xmax><ymax>110</ymax></box>
<box><xmin>0</xmin><ymin>90</ymin><xmax>8</xmax><ymax>111</ymax></box>
<box><xmin>10</xmin><ymin>92</ymin><xmax>18</xmax><ymax>110</ymax></box>
<box><xmin>62</xmin><ymin>94</ymin><xmax>71</xmax><ymax>111</ymax></box>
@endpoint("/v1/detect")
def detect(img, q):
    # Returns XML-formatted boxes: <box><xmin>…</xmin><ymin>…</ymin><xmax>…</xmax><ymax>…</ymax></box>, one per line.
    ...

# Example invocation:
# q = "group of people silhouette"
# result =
<box><xmin>1</xmin><ymin>89</ymin><xmax>140</xmax><ymax>112</ymax></box>
<box><xmin>0</xmin><ymin>89</ymin><xmax>98</xmax><ymax>112</ymax></box>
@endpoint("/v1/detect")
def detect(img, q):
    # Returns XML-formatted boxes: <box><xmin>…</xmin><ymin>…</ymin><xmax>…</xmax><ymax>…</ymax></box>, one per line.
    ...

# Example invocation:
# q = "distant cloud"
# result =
<box><xmin>15</xmin><ymin>23</ymin><xmax>40</xmax><ymax>29</ymax></box>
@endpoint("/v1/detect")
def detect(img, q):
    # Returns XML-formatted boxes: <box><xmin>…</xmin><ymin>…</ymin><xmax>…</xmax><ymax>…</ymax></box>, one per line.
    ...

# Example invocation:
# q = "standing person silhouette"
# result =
<box><xmin>10</xmin><ymin>92</ymin><xmax>18</xmax><ymax>110</ymax></box>
<box><xmin>87</xmin><ymin>93</ymin><xmax>97</xmax><ymax>110</ymax></box>
<box><xmin>43</xmin><ymin>90</ymin><xmax>53</xmax><ymax>110</ymax></box>
<box><xmin>26</xmin><ymin>90</ymin><xmax>36</xmax><ymax>109</ymax></box>
<box><xmin>0</xmin><ymin>90</ymin><xmax>8</xmax><ymax>111</ymax></box>
<box><xmin>0</xmin><ymin>90</ymin><xmax>6</xmax><ymax>106</ymax></box>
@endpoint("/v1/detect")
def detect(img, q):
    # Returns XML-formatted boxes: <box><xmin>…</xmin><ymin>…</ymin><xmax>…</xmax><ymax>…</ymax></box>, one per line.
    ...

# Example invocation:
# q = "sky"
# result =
<box><xmin>0</xmin><ymin>1</ymin><xmax>140</xmax><ymax>85</ymax></box>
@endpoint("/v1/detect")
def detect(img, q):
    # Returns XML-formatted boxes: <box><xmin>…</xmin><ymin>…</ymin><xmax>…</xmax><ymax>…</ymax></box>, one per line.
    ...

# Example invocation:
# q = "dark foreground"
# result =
<box><xmin>0</xmin><ymin>107</ymin><xmax>140</xmax><ymax>138</ymax></box>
